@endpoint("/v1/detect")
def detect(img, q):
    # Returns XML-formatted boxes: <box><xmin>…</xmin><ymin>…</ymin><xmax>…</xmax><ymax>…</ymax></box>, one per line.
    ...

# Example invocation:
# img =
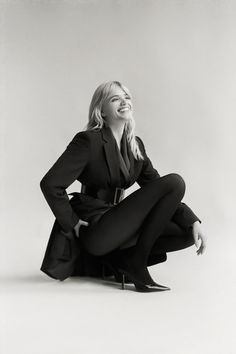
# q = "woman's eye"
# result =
<box><xmin>111</xmin><ymin>96</ymin><xmax>131</xmax><ymax>102</ymax></box>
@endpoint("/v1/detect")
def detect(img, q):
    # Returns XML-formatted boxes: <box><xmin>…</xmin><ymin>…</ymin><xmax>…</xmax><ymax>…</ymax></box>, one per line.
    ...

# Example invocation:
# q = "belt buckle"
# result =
<box><xmin>113</xmin><ymin>187</ymin><xmax>124</xmax><ymax>205</ymax></box>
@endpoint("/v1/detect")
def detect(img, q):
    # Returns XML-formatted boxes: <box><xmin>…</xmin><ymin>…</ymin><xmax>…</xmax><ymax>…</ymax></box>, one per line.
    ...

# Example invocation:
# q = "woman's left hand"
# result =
<box><xmin>191</xmin><ymin>221</ymin><xmax>207</xmax><ymax>255</ymax></box>
<box><xmin>74</xmin><ymin>219</ymin><xmax>89</xmax><ymax>238</ymax></box>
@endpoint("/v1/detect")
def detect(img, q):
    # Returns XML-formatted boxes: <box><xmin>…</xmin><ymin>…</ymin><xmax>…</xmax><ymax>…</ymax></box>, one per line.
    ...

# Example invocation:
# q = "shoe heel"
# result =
<box><xmin>121</xmin><ymin>273</ymin><xmax>125</xmax><ymax>290</ymax></box>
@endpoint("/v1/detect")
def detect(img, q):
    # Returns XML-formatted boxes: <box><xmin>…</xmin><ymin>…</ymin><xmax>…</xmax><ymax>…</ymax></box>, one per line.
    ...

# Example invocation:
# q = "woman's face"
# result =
<box><xmin>101</xmin><ymin>86</ymin><xmax>133</xmax><ymax>123</ymax></box>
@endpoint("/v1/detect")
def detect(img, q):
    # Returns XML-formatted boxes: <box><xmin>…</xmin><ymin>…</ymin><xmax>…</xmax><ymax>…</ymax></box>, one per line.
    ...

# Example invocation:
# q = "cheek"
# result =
<box><xmin>103</xmin><ymin>105</ymin><xmax>114</xmax><ymax>117</ymax></box>
<box><xmin>109</xmin><ymin>103</ymin><xmax>118</xmax><ymax>113</ymax></box>
<box><xmin>102</xmin><ymin>103</ymin><xmax>111</xmax><ymax>116</ymax></box>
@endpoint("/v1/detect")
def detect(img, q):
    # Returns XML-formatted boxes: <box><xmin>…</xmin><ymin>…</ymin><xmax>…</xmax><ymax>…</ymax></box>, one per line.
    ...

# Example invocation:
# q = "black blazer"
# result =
<box><xmin>40</xmin><ymin>124</ymin><xmax>201</xmax><ymax>280</ymax></box>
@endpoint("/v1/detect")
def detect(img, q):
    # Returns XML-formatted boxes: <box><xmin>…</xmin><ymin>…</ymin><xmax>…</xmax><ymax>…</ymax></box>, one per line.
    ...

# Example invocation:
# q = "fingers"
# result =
<box><xmin>196</xmin><ymin>245</ymin><xmax>202</xmax><ymax>255</ymax></box>
<box><xmin>192</xmin><ymin>224</ymin><xmax>207</xmax><ymax>256</ymax></box>
<box><xmin>73</xmin><ymin>219</ymin><xmax>89</xmax><ymax>237</ymax></box>
<box><xmin>196</xmin><ymin>238</ymin><xmax>206</xmax><ymax>255</ymax></box>
<box><xmin>197</xmin><ymin>245</ymin><xmax>204</xmax><ymax>255</ymax></box>
<box><xmin>193</xmin><ymin>233</ymin><xmax>206</xmax><ymax>255</ymax></box>
<box><xmin>193</xmin><ymin>233</ymin><xmax>199</xmax><ymax>249</ymax></box>
<box><xmin>77</xmin><ymin>221</ymin><xmax>89</xmax><ymax>231</ymax></box>
<box><xmin>75</xmin><ymin>219</ymin><xmax>89</xmax><ymax>238</ymax></box>
<box><xmin>79</xmin><ymin>219</ymin><xmax>89</xmax><ymax>227</ymax></box>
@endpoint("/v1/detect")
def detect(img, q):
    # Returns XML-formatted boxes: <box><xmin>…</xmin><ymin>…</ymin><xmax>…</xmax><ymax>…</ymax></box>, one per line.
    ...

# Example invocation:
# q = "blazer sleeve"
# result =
<box><xmin>171</xmin><ymin>202</ymin><xmax>202</xmax><ymax>230</ymax></box>
<box><xmin>135</xmin><ymin>136</ymin><xmax>161</xmax><ymax>187</ymax></box>
<box><xmin>40</xmin><ymin>131</ymin><xmax>90</xmax><ymax>234</ymax></box>
<box><xmin>136</xmin><ymin>136</ymin><xmax>202</xmax><ymax>230</ymax></box>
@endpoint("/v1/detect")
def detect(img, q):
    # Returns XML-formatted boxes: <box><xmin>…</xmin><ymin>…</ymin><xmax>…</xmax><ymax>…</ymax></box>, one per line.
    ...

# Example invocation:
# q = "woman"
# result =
<box><xmin>40</xmin><ymin>80</ymin><xmax>206</xmax><ymax>292</ymax></box>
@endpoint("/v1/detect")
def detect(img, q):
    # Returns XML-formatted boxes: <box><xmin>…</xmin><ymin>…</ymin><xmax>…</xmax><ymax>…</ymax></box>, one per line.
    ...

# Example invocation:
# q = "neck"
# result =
<box><xmin>106</xmin><ymin>120</ymin><xmax>126</xmax><ymax>145</ymax></box>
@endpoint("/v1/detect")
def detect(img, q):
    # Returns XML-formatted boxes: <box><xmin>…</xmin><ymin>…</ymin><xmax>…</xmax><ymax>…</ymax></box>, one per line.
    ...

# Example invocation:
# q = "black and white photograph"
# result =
<box><xmin>1</xmin><ymin>1</ymin><xmax>235</xmax><ymax>353</ymax></box>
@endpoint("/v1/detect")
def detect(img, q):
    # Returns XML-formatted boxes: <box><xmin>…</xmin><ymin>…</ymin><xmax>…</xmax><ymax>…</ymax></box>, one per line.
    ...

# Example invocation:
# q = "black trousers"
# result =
<box><xmin>79</xmin><ymin>174</ymin><xmax>194</xmax><ymax>266</ymax></box>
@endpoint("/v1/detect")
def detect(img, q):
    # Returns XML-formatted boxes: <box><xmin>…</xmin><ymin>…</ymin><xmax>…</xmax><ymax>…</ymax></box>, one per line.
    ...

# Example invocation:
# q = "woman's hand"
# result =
<box><xmin>191</xmin><ymin>221</ymin><xmax>207</xmax><ymax>255</ymax></box>
<box><xmin>74</xmin><ymin>219</ymin><xmax>89</xmax><ymax>238</ymax></box>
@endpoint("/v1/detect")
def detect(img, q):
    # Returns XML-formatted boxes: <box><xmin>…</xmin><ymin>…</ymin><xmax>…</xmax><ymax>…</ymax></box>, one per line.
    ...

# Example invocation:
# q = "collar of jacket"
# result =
<box><xmin>100</xmin><ymin>123</ymin><xmax>134</xmax><ymax>187</ymax></box>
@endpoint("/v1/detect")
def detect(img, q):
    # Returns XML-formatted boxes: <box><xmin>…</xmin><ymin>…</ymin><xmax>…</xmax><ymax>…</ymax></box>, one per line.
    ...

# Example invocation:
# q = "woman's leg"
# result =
<box><xmin>79</xmin><ymin>173</ymin><xmax>185</xmax><ymax>260</ymax></box>
<box><xmin>147</xmin><ymin>221</ymin><xmax>194</xmax><ymax>266</ymax></box>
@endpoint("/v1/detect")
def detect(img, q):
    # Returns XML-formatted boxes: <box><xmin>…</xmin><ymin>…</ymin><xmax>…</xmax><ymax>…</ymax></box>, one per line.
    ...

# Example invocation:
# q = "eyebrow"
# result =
<box><xmin>109</xmin><ymin>93</ymin><xmax>130</xmax><ymax>99</ymax></box>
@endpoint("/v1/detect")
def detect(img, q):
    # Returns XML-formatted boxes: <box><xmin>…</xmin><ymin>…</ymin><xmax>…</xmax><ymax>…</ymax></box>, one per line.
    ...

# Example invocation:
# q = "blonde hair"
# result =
<box><xmin>84</xmin><ymin>80</ymin><xmax>144</xmax><ymax>160</ymax></box>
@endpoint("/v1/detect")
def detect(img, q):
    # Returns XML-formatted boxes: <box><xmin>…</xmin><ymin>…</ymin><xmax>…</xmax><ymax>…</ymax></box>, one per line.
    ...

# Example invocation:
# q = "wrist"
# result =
<box><xmin>192</xmin><ymin>220</ymin><xmax>200</xmax><ymax>227</ymax></box>
<box><xmin>73</xmin><ymin>219</ymin><xmax>81</xmax><ymax>230</ymax></box>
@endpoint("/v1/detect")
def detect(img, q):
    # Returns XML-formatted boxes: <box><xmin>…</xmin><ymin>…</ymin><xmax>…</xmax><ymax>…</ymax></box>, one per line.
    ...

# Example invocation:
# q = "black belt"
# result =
<box><xmin>81</xmin><ymin>184</ymin><xmax>125</xmax><ymax>205</ymax></box>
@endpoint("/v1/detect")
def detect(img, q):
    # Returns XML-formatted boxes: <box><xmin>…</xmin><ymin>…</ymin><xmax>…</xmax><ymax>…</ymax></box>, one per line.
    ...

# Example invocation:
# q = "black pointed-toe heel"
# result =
<box><xmin>119</xmin><ymin>268</ymin><xmax>170</xmax><ymax>293</ymax></box>
<box><xmin>149</xmin><ymin>281</ymin><xmax>171</xmax><ymax>291</ymax></box>
<box><xmin>101</xmin><ymin>260</ymin><xmax>132</xmax><ymax>284</ymax></box>
<box><xmin>121</xmin><ymin>273</ymin><xmax>125</xmax><ymax>290</ymax></box>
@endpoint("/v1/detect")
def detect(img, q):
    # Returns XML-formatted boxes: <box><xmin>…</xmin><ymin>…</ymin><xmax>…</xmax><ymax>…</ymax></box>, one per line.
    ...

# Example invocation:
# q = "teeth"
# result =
<box><xmin>119</xmin><ymin>108</ymin><xmax>129</xmax><ymax>112</ymax></box>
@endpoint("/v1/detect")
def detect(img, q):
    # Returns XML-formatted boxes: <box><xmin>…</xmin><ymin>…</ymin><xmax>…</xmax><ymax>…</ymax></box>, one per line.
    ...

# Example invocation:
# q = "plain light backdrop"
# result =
<box><xmin>2</xmin><ymin>0</ymin><xmax>235</xmax><ymax>271</ymax></box>
<box><xmin>1</xmin><ymin>1</ymin><xmax>236</xmax><ymax>354</ymax></box>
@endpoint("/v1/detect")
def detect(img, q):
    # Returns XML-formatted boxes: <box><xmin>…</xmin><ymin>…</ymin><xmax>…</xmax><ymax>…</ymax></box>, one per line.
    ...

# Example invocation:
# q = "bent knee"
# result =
<box><xmin>167</xmin><ymin>173</ymin><xmax>185</xmax><ymax>186</ymax></box>
<box><xmin>165</xmin><ymin>173</ymin><xmax>186</xmax><ymax>195</ymax></box>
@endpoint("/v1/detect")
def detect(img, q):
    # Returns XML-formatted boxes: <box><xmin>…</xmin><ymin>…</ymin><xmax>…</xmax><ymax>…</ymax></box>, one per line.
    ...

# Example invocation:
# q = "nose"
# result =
<box><xmin>120</xmin><ymin>97</ymin><xmax>127</xmax><ymax>105</ymax></box>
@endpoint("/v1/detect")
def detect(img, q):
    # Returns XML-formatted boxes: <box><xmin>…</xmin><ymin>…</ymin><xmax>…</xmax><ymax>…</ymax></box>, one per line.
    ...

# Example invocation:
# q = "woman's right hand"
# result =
<box><xmin>73</xmin><ymin>219</ymin><xmax>89</xmax><ymax>237</ymax></box>
<box><xmin>191</xmin><ymin>221</ymin><xmax>207</xmax><ymax>255</ymax></box>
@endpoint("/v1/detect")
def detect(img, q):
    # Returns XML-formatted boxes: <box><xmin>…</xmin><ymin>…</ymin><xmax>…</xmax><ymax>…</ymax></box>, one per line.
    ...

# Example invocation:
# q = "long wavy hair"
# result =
<box><xmin>84</xmin><ymin>80</ymin><xmax>144</xmax><ymax>160</ymax></box>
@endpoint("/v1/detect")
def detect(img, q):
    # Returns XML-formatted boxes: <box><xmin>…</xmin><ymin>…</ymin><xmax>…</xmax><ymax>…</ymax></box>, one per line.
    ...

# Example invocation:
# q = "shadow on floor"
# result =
<box><xmin>0</xmin><ymin>273</ymin><xmax>131</xmax><ymax>291</ymax></box>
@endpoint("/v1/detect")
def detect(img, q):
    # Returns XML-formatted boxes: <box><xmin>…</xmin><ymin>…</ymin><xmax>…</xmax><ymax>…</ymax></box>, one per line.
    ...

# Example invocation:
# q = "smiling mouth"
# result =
<box><xmin>118</xmin><ymin>107</ymin><xmax>130</xmax><ymax>113</ymax></box>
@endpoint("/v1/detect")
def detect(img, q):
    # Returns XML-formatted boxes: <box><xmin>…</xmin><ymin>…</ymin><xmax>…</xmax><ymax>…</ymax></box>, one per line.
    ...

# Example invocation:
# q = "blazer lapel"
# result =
<box><xmin>101</xmin><ymin>124</ymin><xmax>121</xmax><ymax>186</ymax></box>
<box><xmin>126</xmin><ymin>135</ymin><xmax>135</xmax><ymax>179</ymax></box>
<box><xmin>101</xmin><ymin>123</ymin><xmax>136</xmax><ymax>187</ymax></box>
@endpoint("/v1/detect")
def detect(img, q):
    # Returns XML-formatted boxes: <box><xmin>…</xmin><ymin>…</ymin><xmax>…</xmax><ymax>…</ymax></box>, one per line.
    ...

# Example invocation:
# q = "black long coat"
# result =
<box><xmin>40</xmin><ymin>124</ymin><xmax>201</xmax><ymax>280</ymax></box>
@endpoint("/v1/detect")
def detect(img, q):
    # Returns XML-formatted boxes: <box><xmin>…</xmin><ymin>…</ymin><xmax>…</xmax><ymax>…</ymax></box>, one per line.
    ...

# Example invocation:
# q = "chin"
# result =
<box><xmin>118</xmin><ymin>113</ymin><xmax>133</xmax><ymax>121</ymax></box>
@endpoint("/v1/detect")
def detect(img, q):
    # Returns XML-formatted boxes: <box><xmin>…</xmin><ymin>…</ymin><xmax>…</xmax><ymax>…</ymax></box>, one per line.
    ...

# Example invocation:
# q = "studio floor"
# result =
<box><xmin>1</xmin><ymin>241</ymin><xmax>235</xmax><ymax>354</ymax></box>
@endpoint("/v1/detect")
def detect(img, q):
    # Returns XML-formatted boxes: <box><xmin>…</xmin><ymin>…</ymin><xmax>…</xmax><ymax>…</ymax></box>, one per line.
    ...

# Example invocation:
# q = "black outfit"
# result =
<box><xmin>40</xmin><ymin>123</ymin><xmax>201</xmax><ymax>281</ymax></box>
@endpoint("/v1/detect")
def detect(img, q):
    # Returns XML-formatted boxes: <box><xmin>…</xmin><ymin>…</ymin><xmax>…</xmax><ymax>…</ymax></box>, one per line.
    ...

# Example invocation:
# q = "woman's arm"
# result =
<box><xmin>135</xmin><ymin>136</ymin><xmax>161</xmax><ymax>186</ymax></box>
<box><xmin>40</xmin><ymin>131</ymin><xmax>90</xmax><ymax>233</ymax></box>
<box><xmin>136</xmin><ymin>136</ymin><xmax>202</xmax><ymax>230</ymax></box>
<box><xmin>171</xmin><ymin>201</ymin><xmax>202</xmax><ymax>230</ymax></box>
<box><xmin>191</xmin><ymin>220</ymin><xmax>207</xmax><ymax>255</ymax></box>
